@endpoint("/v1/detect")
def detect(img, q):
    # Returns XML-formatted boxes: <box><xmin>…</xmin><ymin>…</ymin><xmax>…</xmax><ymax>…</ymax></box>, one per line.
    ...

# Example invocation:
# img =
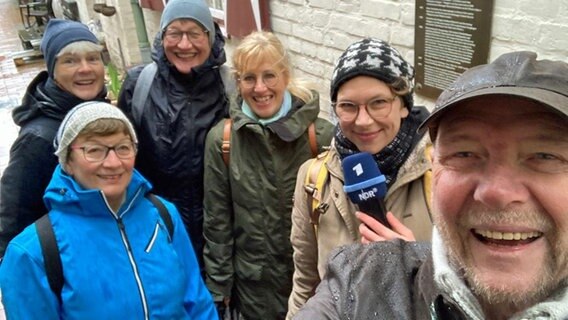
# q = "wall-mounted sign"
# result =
<box><xmin>414</xmin><ymin>0</ymin><xmax>494</xmax><ymax>99</ymax></box>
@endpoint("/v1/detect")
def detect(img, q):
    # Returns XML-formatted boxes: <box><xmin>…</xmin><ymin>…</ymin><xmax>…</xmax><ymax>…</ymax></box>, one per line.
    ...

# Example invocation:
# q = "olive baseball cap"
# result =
<box><xmin>419</xmin><ymin>51</ymin><xmax>568</xmax><ymax>135</ymax></box>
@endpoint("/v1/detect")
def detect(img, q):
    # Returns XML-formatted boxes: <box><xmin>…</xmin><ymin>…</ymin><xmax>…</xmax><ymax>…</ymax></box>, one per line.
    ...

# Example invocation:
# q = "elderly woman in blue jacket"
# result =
<box><xmin>0</xmin><ymin>102</ymin><xmax>217</xmax><ymax>319</ymax></box>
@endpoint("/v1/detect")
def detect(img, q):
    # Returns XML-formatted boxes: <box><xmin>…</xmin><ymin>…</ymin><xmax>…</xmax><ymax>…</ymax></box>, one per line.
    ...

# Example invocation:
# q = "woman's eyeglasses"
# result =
<box><xmin>332</xmin><ymin>96</ymin><xmax>397</xmax><ymax>122</ymax></box>
<box><xmin>163</xmin><ymin>29</ymin><xmax>208</xmax><ymax>44</ymax></box>
<box><xmin>238</xmin><ymin>71</ymin><xmax>279</xmax><ymax>89</ymax></box>
<box><xmin>70</xmin><ymin>142</ymin><xmax>137</xmax><ymax>162</ymax></box>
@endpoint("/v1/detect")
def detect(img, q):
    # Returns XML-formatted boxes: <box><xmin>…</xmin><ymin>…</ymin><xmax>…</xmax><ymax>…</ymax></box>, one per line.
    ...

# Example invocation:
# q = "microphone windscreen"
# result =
<box><xmin>342</xmin><ymin>152</ymin><xmax>387</xmax><ymax>203</ymax></box>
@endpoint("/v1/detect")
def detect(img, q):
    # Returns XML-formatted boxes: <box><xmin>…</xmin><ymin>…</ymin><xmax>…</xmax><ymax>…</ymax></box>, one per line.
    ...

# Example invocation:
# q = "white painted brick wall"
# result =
<box><xmin>91</xmin><ymin>0</ymin><xmax>567</xmax><ymax>117</ymax></box>
<box><xmin>258</xmin><ymin>0</ymin><xmax>568</xmax><ymax>117</ymax></box>
<box><xmin>142</xmin><ymin>8</ymin><xmax>162</xmax><ymax>43</ymax></box>
<box><xmin>83</xmin><ymin>0</ymin><xmax>147</xmax><ymax>71</ymax></box>
<box><xmin>76</xmin><ymin>0</ymin><xmax>96</xmax><ymax>22</ymax></box>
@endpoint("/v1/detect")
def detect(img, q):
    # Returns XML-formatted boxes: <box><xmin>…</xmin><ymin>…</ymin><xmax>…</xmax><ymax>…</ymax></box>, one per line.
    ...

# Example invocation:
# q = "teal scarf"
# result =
<box><xmin>242</xmin><ymin>90</ymin><xmax>292</xmax><ymax>125</ymax></box>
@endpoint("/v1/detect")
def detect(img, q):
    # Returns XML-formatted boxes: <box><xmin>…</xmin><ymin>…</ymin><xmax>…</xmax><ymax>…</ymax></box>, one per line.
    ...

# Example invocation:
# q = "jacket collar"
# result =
<box><xmin>388</xmin><ymin>134</ymin><xmax>431</xmax><ymax>192</ymax></box>
<box><xmin>429</xmin><ymin>228</ymin><xmax>486</xmax><ymax>319</ymax></box>
<box><xmin>421</xmin><ymin>228</ymin><xmax>568</xmax><ymax>319</ymax></box>
<box><xmin>325</xmin><ymin>135</ymin><xmax>431</xmax><ymax>192</ymax></box>
<box><xmin>230</xmin><ymin>91</ymin><xmax>320</xmax><ymax>142</ymax></box>
<box><xmin>44</xmin><ymin>165</ymin><xmax>152</xmax><ymax>218</ymax></box>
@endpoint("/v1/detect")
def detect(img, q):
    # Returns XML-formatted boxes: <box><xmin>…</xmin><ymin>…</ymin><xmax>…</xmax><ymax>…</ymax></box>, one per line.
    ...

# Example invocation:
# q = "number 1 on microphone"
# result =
<box><xmin>353</xmin><ymin>163</ymin><xmax>363</xmax><ymax>176</ymax></box>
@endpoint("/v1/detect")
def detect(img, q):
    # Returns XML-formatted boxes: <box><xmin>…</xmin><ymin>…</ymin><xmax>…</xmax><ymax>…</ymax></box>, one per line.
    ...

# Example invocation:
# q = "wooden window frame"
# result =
<box><xmin>208</xmin><ymin>0</ymin><xmax>227</xmax><ymax>37</ymax></box>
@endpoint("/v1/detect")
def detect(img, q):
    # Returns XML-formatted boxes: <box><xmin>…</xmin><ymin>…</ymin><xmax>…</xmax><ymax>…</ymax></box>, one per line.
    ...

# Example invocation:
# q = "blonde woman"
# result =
<box><xmin>203</xmin><ymin>31</ymin><xmax>334</xmax><ymax>319</ymax></box>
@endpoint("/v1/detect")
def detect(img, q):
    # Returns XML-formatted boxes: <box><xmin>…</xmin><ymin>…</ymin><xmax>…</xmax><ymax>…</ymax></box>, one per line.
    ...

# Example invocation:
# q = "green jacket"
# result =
<box><xmin>203</xmin><ymin>92</ymin><xmax>334</xmax><ymax>319</ymax></box>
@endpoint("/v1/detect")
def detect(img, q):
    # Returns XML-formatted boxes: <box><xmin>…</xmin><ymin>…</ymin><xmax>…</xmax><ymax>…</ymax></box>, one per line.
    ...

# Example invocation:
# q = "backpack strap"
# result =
<box><xmin>303</xmin><ymin>151</ymin><xmax>331</xmax><ymax>237</ymax></box>
<box><xmin>36</xmin><ymin>193</ymin><xmax>173</xmax><ymax>303</ymax></box>
<box><xmin>307</xmin><ymin>122</ymin><xmax>317</xmax><ymax>157</ymax></box>
<box><xmin>132</xmin><ymin>62</ymin><xmax>158</xmax><ymax>127</ymax></box>
<box><xmin>221</xmin><ymin>121</ymin><xmax>317</xmax><ymax>167</ymax></box>
<box><xmin>36</xmin><ymin>214</ymin><xmax>63</xmax><ymax>303</ymax></box>
<box><xmin>132</xmin><ymin>63</ymin><xmax>232</xmax><ymax>128</ymax></box>
<box><xmin>146</xmin><ymin>193</ymin><xmax>174</xmax><ymax>240</ymax></box>
<box><xmin>221</xmin><ymin>118</ymin><xmax>232</xmax><ymax>166</ymax></box>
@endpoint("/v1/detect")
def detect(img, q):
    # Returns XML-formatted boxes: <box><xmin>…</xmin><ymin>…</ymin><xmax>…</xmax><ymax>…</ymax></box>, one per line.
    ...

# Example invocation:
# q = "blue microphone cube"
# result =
<box><xmin>342</xmin><ymin>152</ymin><xmax>387</xmax><ymax>203</ymax></box>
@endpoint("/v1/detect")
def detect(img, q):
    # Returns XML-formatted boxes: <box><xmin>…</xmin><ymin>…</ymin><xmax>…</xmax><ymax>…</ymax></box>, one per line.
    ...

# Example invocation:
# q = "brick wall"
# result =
<box><xmin>83</xmin><ymin>0</ymin><xmax>147</xmax><ymax>70</ymax></box>
<box><xmin>142</xmin><ymin>8</ymin><xmax>162</xmax><ymax>44</ymax></box>
<box><xmin>246</xmin><ymin>0</ymin><xmax>568</xmax><ymax>117</ymax></box>
<box><xmin>94</xmin><ymin>0</ymin><xmax>568</xmax><ymax>117</ymax></box>
<box><xmin>102</xmin><ymin>0</ymin><xmax>143</xmax><ymax>68</ymax></box>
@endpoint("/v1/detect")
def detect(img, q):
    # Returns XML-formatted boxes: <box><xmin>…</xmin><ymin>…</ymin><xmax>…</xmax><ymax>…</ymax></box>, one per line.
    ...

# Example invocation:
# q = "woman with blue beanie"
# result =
<box><xmin>117</xmin><ymin>0</ymin><xmax>231</xmax><ymax>272</ymax></box>
<box><xmin>0</xmin><ymin>19</ymin><xmax>108</xmax><ymax>257</ymax></box>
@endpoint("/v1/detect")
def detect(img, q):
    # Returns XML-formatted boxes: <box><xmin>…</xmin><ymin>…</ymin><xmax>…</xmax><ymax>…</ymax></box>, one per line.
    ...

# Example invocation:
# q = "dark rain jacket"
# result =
<box><xmin>203</xmin><ymin>92</ymin><xmax>334</xmax><ymax>319</ymax></box>
<box><xmin>295</xmin><ymin>237</ymin><xmax>568</xmax><ymax>319</ymax></box>
<box><xmin>294</xmin><ymin>240</ymin><xmax>436</xmax><ymax>319</ymax></box>
<box><xmin>117</xmin><ymin>24</ymin><xmax>229</xmax><ymax>268</ymax></box>
<box><xmin>0</xmin><ymin>71</ymin><xmax>106</xmax><ymax>256</ymax></box>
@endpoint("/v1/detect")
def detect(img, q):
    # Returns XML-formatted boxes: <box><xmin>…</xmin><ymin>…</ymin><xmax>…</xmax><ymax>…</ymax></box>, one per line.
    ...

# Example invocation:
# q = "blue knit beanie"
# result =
<box><xmin>40</xmin><ymin>19</ymin><xmax>99</xmax><ymax>77</ymax></box>
<box><xmin>159</xmin><ymin>0</ymin><xmax>215</xmax><ymax>46</ymax></box>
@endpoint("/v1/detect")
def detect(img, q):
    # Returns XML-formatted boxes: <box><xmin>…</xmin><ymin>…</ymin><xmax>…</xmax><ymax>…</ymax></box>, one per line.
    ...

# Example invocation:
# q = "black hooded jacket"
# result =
<box><xmin>117</xmin><ymin>23</ymin><xmax>229</xmax><ymax>269</ymax></box>
<box><xmin>0</xmin><ymin>72</ymin><xmax>107</xmax><ymax>256</ymax></box>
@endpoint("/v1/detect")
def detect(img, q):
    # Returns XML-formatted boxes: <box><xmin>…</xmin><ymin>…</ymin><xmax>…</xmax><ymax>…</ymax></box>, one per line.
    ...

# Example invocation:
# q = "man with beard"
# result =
<box><xmin>293</xmin><ymin>51</ymin><xmax>568</xmax><ymax>320</ymax></box>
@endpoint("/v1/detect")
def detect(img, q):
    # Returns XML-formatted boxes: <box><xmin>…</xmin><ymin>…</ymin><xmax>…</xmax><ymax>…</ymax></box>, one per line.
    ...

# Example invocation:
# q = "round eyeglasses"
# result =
<box><xmin>238</xmin><ymin>70</ymin><xmax>279</xmax><ymax>89</ymax></box>
<box><xmin>70</xmin><ymin>142</ymin><xmax>137</xmax><ymax>162</ymax></box>
<box><xmin>332</xmin><ymin>96</ymin><xmax>397</xmax><ymax>122</ymax></box>
<box><xmin>163</xmin><ymin>28</ymin><xmax>208</xmax><ymax>44</ymax></box>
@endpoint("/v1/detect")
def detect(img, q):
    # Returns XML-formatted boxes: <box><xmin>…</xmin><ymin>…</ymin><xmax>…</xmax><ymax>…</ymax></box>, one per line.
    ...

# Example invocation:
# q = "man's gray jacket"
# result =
<box><xmin>294</xmin><ymin>233</ymin><xmax>568</xmax><ymax>319</ymax></box>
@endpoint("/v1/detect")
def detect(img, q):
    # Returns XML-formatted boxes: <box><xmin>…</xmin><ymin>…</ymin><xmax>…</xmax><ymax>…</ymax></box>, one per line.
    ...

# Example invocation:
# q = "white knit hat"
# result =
<box><xmin>54</xmin><ymin>101</ymin><xmax>138</xmax><ymax>166</ymax></box>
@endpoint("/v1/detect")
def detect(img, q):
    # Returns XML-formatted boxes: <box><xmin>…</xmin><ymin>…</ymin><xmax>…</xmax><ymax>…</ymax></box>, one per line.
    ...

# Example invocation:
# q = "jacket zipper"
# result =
<box><xmin>145</xmin><ymin>223</ymin><xmax>160</xmax><ymax>253</ymax></box>
<box><xmin>101</xmin><ymin>189</ymin><xmax>150</xmax><ymax>320</ymax></box>
<box><xmin>117</xmin><ymin>217</ymin><xmax>149</xmax><ymax>320</ymax></box>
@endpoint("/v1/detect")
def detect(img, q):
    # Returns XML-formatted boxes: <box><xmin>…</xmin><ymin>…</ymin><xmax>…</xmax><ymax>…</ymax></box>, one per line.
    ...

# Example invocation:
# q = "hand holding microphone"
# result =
<box><xmin>342</xmin><ymin>152</ymin><xmax>391</xmax><ymax>229</ymax></box>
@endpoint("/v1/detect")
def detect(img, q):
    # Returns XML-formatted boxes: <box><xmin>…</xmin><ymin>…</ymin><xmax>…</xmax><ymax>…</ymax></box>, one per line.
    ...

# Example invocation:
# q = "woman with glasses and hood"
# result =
<box><xmin>118</xmin><ymin>0</ymin><xmax>231</xmax><ymax>271</ymax></box>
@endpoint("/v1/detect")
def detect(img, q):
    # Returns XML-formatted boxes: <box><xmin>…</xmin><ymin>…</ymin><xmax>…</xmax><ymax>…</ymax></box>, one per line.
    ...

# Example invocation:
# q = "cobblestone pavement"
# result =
<box><xmin>0</xmin><ymin>0</ymin><xmax>47</xmax><ymax>316</ymax></box>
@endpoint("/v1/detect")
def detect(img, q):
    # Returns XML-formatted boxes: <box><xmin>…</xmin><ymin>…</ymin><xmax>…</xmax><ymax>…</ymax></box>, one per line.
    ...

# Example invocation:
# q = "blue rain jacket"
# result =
<box><xmin>0</xmin><ymin>165</ymin><xmax>218</xmax><ymax>320</ymax></box>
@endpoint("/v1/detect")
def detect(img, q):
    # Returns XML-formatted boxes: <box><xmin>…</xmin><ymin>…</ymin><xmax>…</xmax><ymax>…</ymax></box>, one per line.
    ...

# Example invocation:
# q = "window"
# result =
<box><xmin>207</xmin><ymin>0</ymin><xmax>227</xmax><ymax>37</ymax></box>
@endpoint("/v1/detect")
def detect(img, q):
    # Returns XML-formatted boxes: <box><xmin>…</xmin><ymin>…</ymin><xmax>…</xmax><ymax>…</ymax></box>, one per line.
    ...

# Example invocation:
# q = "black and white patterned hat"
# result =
<box><xmin>330</xmin><ymin>38</ymin><xmax>415</xmax><ymax>110</ymax></box>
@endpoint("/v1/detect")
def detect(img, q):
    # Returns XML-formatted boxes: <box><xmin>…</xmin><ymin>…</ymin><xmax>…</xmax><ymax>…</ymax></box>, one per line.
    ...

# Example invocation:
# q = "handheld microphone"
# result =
<box><xmin>342</xmin><ymin>152</ymin><xmax>391</xmax><ymax>229</ymax></box>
